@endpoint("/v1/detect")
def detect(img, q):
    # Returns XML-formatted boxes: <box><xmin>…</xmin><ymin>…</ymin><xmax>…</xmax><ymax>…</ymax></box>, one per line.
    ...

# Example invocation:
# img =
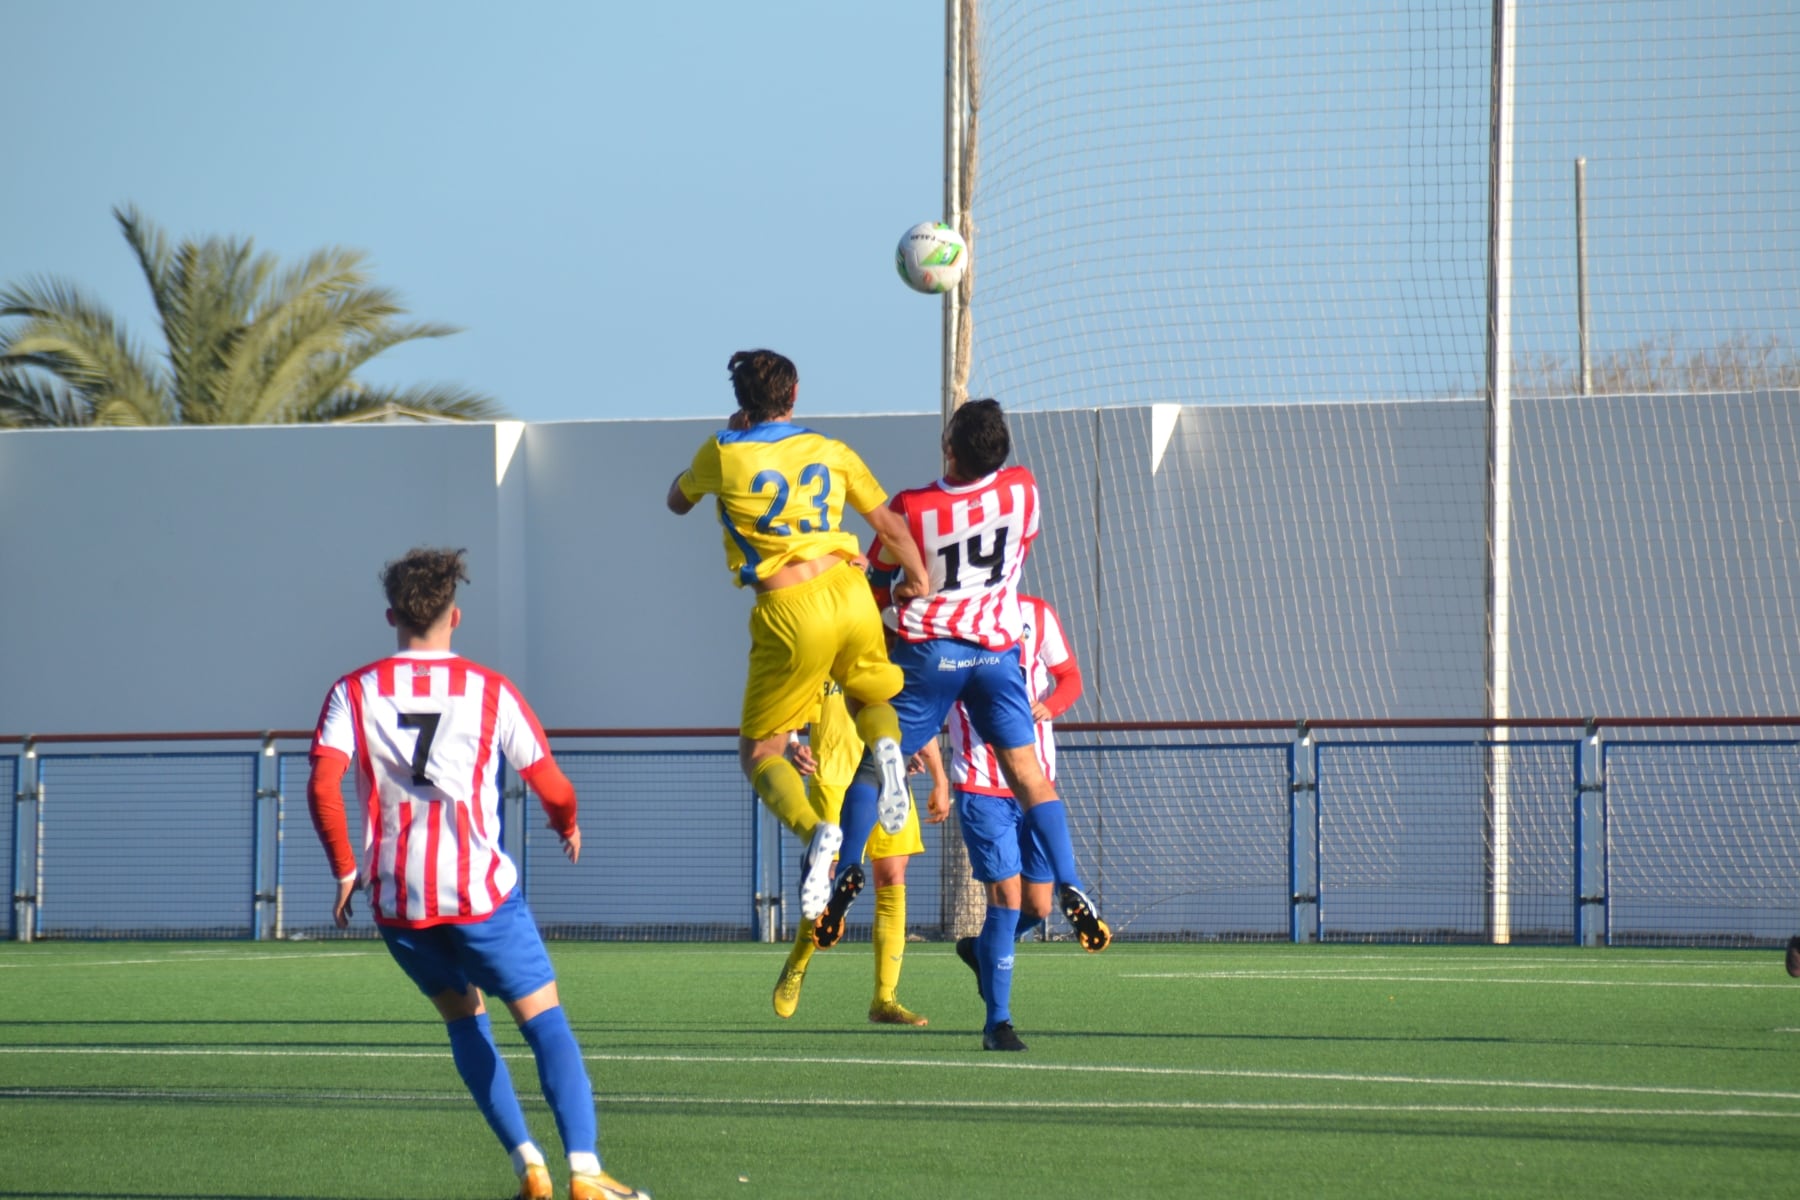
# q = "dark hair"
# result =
<box><xmin>946</xmin><ymin>397</ymin><xmax>1010</xmax><ymax>478</ymax></box>
<box><xmin>382</xmin><ymin>547</ymin><xmax>469</xmax><ymax>634</ymax></box>
<box><xmin>728</xmin><ymin>349</ymin><xmax>799</xmax><ymax>424</ymax></box>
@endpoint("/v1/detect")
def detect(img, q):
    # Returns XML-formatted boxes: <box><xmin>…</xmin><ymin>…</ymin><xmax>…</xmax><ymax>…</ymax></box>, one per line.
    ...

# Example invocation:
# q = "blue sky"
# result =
<box><xmin>8</xmin><ymin>2</ymin><xmax>1793</xmax><ymax>424</ymax></box>
<box><xmin>3</xmin><ymin>1</ymin><xmax>949</xmax><ymax>423</ymax></box>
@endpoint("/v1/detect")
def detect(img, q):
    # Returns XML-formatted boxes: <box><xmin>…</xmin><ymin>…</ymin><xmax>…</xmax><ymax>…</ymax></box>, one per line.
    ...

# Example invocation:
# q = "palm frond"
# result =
<box><xmin>0</xmin><ymin>364</ymin><xmax>91</xmax><ymax>427</ymax></box>
<box><xmin>6</xmin><ymin>209</ymin><xmax>486</xmax><ymax>429</ymax></box>
<box><xmin>0</xmin><ymin>276</ymin><xmax>169</xmax><ymax>423</ymax></box>
<box><xmin>161</xmin><ymin>233</ymin><xmax>277</xmax><ymax>424</ymax></box>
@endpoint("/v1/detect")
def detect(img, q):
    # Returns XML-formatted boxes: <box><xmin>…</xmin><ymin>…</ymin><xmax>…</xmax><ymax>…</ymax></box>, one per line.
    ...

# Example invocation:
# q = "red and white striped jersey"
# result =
<box><xmin>950</xmin><ymin>596</ymin><xmax>1073</xmax><ymax>795</ymax></box>
<box><xmin>876</xmin><ymin>465</ymin><xmax>1041</xmax><ymax>650</ymax></box>
<box><xmin>311</xmin><ymin>650</ymin><xmax>552</xmax><ymax>928</ymax></box>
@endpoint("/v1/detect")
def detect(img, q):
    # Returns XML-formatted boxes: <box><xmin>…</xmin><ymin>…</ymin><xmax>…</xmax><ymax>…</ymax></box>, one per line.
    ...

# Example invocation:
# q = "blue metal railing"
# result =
<box><xmin>4</xmin><ymin>726</ymin><xmax>1797</xmax><ymax>946</ymax></box>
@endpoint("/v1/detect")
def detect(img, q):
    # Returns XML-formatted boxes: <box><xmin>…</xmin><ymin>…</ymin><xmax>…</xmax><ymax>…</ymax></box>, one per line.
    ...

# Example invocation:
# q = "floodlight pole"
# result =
<box><xmin>1485</xmin><ymin>0</ymin><xmax>1517</xmax><ymax>946</ymax></box>
<box><xmin>1576</xmin><ymin>157</ymin><xmax>1593</xmax><ymax>396</ymax></box>
<box><xmin>943</xmin><ymin>0</ymin><xmax>966</xmax><ymax>426</ymax></box>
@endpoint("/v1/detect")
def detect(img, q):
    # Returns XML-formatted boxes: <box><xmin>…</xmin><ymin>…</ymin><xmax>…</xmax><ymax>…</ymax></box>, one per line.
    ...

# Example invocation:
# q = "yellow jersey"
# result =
<box><xmin>678</xmin><ymin>423</ymin><xmax>886</xmax><ymax>587</ymax></box>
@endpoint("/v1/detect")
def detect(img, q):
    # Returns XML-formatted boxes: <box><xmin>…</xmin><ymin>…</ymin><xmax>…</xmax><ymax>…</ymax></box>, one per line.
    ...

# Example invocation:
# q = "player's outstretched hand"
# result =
<box><xmin>557</xmin><ymin>823</ymin><xmax>582</xmax><ymax>864</ymax></box>
<box><xmin>332</xmin><ymin>878</ymin><xmax>356</xmax><ymax>930</ymax></box>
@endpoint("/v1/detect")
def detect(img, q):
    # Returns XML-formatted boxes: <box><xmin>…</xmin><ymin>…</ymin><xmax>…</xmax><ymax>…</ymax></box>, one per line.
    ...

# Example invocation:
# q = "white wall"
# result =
<box><xmin>0</xmin><ymin>415</ymin><xmax>944</xmax><ymax>736</ymax></box>
<box><xmin>518</xmin><ymin>414</ymin><xmax>943</xmax><ymax>729</ymax></box>
<box><xmin>3</xmin><ymin>394</ymin><xmax>1795</xmax><ymax>738</ymax></box>
<box><xmin>0</xmin><ymin>423</ymin><xmax>517</xmax><ymax>733</ymax></box>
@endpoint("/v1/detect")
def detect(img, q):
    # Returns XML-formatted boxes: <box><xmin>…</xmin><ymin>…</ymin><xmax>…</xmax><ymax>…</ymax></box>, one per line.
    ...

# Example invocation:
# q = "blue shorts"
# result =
<box><xmin>889</xmin><ymin>639</ymin><xmax>1037</xmax><ymax>759</ymax></box>
<box><xmin>956</xmin><ymin>789</ymin><xmax>1053</xmax><ymax>885</ymax></box>
<box><xmin>379</xmin><ymin>889</ymin><xmax>555</xmax><ymax>1004</ymax></box>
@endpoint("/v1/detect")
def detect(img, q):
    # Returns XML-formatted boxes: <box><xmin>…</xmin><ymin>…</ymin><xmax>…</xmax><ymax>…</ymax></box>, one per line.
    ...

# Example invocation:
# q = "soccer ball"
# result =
<box><xmin>895</xmin><ymin>221</ymin><xmax>969</xmax><ymax>294</ymax></box>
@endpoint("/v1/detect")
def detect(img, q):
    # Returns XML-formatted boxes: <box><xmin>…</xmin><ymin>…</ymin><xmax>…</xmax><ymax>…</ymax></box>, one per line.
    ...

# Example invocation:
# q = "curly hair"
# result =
<box><xmin>381</xmin><ymin>547</ymin><xmax>469</xmax><ymax>634</ymax></box>
<box><xmin>728</xmin><ymin>349</ymin><xmax>799</xmax><ymax>425</ymax></box>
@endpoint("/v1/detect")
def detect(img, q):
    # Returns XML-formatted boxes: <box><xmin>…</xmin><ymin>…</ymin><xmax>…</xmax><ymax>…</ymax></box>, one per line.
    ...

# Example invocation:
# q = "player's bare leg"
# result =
<box><xmin>992</xmin><ymin>746</ymin><xmax>1110</xmax><ymax>952</ymax></box>
<box><xmin>1018</xmin><ymin>879</ymin><xmax>1054</xmax><ymax>941</ymax></box>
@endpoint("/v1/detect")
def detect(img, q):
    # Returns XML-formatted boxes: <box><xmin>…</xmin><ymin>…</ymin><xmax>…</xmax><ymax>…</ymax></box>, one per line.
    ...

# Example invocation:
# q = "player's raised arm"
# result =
<box><xmin>859</xmin><ymin>500</ymin><xmax>933</xmax><ymax>602</ymax></box>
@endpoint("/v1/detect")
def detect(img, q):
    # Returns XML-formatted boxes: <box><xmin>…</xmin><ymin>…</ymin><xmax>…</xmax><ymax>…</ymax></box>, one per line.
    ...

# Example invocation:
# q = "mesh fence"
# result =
<box><xmin>1315</xmin><ymin>739</ymin><xmax>1575</xmax><ymax>943</ymax></box>
<box><xmin>1062</xmin><ymin>740</ymin><xmax>1292</xmax><ymax>940</ymax></box>
<box><xmin>525</xmin><ymin>750</ymin><xmax>751</xmax><ymax>940</ymax></box>
<box><xmin>36</xmin><ymin>753</ymin><xmax>258</xmax><ymax>939</ymax></box>
<box><xmin>276</xmin><ymin>754</ymin><xmax>378</xmax><ymax>940</ymax></box>
<box><xmin>1604</xmin><ymin>738</ymin><xmax>1800</xmax><ymax>946</ymax></box>
<box><xmin>1</xmin><ymin>755</ymin><xmax>14</xmax><ymax>941</ymax></box>
<box><xmin>7</xmin><ymin>732</ymin><xmax>1795</xmax><ymax>946</ymax></box>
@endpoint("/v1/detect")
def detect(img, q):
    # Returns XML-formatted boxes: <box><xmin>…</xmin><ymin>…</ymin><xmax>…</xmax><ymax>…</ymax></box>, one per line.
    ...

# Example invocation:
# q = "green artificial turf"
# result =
<box><xmin>1</xmin><ymin>940</ymin><xmax>1797</xmax><ymax>1198</ymax></box>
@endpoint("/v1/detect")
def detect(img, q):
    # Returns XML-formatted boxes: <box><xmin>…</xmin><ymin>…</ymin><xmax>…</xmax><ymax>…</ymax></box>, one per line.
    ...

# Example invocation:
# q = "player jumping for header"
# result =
<box><xmin>667</xmin><ymin>349</ymin><xmax>933</xmax><ymax>923</ymax></box>
<box><xmin>819</xmin><ymin>398</ymin><xmax>1110</xmax><ymax>1053</ymax></box>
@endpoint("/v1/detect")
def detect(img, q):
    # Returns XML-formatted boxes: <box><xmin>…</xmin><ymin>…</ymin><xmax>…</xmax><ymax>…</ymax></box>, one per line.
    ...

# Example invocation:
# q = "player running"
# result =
<box><xmin>772</xmin><ymin>680</ymin><xmax>946</xmax><ymax>1027</ymax></box>
<box><xmin>816</xmin><ymin>399</ymin><xmax>1110</xmax><ymax>1053</ymax></box>
<box><xmin>666</xmin><ymin>350</ymin><xmax>932</xmax><ymax>922</ymax></box>
<box><xmin>306</xmin><ymin>547</ymin><xmax>646</xmax><ymax>1200</ymax></box>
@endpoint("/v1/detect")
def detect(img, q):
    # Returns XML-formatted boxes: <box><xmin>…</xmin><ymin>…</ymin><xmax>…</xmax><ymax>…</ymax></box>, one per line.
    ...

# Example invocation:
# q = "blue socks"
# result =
<box><xmin>519</xmin><ymin>1006</ymin><xmax>598</xmax><ymax>1160</ymax></box>
<box><xmin>1022</xmin><ymin>799</ymin><xmax>1085</xmax><ymax>891</ymax></box>
<box><xmin>446</xmin><ymin>1012</ymin><xmax>532</xmax><ymax>1153</ymax></box>
<box><xmin>839</xmin><ymin>773</ymin><xmax>880</xmax><ymax>870</ymax></box>
<box><xmin>978</xmin><ymin>905</ymin><xmax>1020</xmax><ymax>1029</ymax></box>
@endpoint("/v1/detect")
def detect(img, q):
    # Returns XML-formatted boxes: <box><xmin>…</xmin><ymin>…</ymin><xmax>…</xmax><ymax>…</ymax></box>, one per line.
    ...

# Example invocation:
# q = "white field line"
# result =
<box><xmin>0</xmin><ymin>1084</ymin><xmax>1792</xmax><ymax>1122</ymax></box>
<box><xmin>0</xmin><ymin>952</ymin><xmax>375</xmax><ymax>970</ymax></box>
<box><xmin>3</xmin><ymin>1044</ymin><xmax>1797</xmax><ymax>1105</ymax></box>
<box><xmin>1122</xmin><ymin>970</ymin><xmax>1795</xmax><ymax>989</ymax></box>
<box><xmin>0</xmin><ymin>948</ymin><xmax>1767</xmax><ymax>971</ymax></box>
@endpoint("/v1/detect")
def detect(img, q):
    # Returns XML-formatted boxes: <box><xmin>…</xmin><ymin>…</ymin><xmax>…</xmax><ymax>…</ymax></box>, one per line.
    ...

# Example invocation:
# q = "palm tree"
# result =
<box><xmin>0</xmin><ymin>205</ymin><xmax>503</xmax><ymax>427</ymax></box>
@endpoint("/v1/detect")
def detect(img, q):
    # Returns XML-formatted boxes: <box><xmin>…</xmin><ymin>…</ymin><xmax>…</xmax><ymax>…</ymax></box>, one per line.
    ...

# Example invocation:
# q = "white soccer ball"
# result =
<box><xmin>895</xmin><ymin>221</ymin><xmax>969</xmax><ymax>294</ymax></box>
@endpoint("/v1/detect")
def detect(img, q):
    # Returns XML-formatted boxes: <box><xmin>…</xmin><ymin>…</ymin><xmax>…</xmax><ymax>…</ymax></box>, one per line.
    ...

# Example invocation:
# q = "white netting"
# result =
<box><xmin>960</xmin><ymin>1</ymin><xmax>1800</xmax><ymax>723</ymax></box>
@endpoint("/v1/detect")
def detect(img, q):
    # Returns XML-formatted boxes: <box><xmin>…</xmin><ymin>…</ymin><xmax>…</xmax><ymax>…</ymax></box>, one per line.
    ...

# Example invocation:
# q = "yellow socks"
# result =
<box><xmin>872</xmin><ymin>884</ymin><xmax>906</xmax><ymax>1003</ymax></box>
<box><xmin>851</xmin><ymin>702</ymin><xmax>902</xmax><ymax>752</ymax></box>
<box><xmin>787</xmin><ymin>917</ymin><xmax>818</xmax><ymax>976</ymax></box>
<box><xmin>751</xmin><ymin>755</ymin><xmax>815</xmax><ymax>840</ymax></box>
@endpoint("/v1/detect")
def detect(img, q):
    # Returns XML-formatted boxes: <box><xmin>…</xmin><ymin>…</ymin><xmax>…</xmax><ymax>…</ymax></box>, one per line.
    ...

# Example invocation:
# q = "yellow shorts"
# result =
<box><xmin>740</xmin><ymin>561</ymin><xmax>903</xmax><ymax>741</ymax></box>
<box><xmin>810</xmin><ymin>780</ymin><xmax>926</xmax><ymax>860</ymax></box>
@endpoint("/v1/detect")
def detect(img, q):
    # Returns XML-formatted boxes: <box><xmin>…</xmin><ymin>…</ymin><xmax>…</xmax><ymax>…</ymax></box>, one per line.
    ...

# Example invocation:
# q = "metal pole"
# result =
<box><xmin>12</xmin><ymin>742</ymin><xmax>37</xmax><ymax>942</ymax></box>
<box><xmin>943</xmin><ymin>0</ymin><xmax>964</xmax><ymax>426</ymax></box>
<box><xmin>1575</xmin><ymin>157</ymin><xmax>1592</xmax><ymax>396</ymax></box>
<box><xmin>1485</xmin><ymin>0</ymin><xmax>1517</xmax><ymax>946</ymax></box>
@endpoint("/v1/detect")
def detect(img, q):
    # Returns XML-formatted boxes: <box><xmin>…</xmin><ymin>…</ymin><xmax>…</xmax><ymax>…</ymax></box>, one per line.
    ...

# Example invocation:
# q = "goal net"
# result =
<box><xmin>952</xmin><ymin>1</ymin><xmax>1800</xmax><ymax>939</ymax></box>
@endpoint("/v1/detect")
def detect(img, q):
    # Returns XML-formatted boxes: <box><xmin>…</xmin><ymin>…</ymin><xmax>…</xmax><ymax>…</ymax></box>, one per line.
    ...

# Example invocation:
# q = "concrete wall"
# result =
<box><xmin>0</xmin><ymin>415</ymin><xmax>945</xmax><ymax>735</ymax></box>
<box><xmin>3</xmin><ymin>393</ymin><xmax>1795</xmax><ymax>737</ymax></box>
